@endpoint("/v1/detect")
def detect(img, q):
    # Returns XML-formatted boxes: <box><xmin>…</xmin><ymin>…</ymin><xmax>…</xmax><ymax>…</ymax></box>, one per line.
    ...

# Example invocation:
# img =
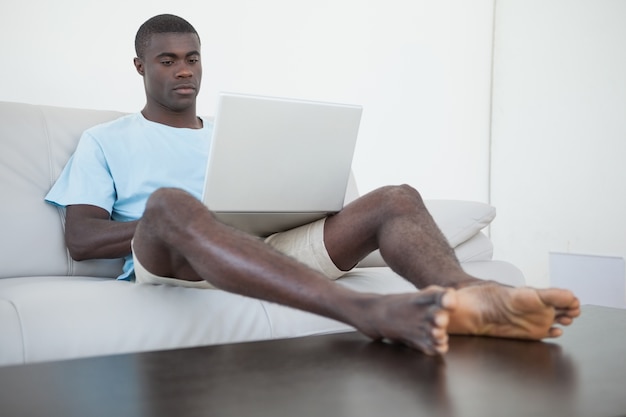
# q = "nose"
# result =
<box><xmin>175</xmin><ymin>63</ymin><xmax>193</xmax><ymax>78</ymax></box>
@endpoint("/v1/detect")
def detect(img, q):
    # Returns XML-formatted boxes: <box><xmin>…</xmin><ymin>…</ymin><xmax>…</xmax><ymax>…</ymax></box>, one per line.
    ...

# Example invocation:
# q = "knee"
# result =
<box><xmin>144</xmin><ymin>188</ymin><xmax>210</xmax><ymax>225</ymax></box>
<box><xmin>373</xmin><ymin>184</ymin><xmax>426</xmax><ymax>216</ymax></box>
<box><xmin>141</xmin><ymin>188</ymin><xmax>219</xmax><ymax>238</ymax></box>
<box><xmin>145</xmin><ymin>188</ymin><xmax>191</xmax><ymax>214</ymax></box>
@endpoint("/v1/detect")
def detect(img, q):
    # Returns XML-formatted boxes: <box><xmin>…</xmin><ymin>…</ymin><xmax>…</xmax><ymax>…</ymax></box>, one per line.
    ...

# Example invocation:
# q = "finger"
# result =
<box><xmin>418</xmin><ymin>286</ymin><xmax>456</xmax><ymax>310</ymax></box>
<box><xmin>435</xmin><ymin>344</ymin><xmax>449</xmax><ymax>355</ymax></box>
<box><xmin>432</xmin><ymin>327</ymin><xmax>448</xmax><ymax>344</ymax></box>
<box><xmin>432</xmin><ymin>309</ymin><xmax>450</xmax><ymax>328</ymax></box>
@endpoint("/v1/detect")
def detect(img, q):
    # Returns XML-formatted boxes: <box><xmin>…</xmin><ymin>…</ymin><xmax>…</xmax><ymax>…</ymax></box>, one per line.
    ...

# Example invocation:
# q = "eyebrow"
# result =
<box><xmin>155</xmin><ymin>50</ymin><xmax>201</xmax><ymax>59</ymax></box>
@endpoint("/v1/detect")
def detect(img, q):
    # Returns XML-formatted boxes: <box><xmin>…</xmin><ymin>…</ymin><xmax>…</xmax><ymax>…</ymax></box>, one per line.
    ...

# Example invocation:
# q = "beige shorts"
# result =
<box><xmin>133</xmin><ymin>218</ymin><xmax>345</xmax><ymax>289</ymax></box>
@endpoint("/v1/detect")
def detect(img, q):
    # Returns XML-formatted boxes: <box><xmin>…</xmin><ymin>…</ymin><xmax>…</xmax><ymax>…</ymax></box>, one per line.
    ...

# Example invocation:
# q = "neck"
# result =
<box><xmin>141</xmin><ymin>104</ymin><xmax>202</xmax><ymax>129</ymax></box>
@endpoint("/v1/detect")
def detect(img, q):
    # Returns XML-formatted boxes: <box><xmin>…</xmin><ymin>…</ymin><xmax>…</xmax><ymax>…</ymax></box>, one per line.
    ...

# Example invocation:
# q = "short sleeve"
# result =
<box><xmin>45</xmin><ymin>132</ymin><xmax>116</xmax><ymax>214</ymax></box>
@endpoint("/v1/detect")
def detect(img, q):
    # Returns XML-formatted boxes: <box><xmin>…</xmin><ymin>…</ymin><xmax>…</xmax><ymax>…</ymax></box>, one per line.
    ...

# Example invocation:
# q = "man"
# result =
<box><xmin>45</xmin><ymin>14</ymin><xmax>580</xmax><ymax>356</ymax></box>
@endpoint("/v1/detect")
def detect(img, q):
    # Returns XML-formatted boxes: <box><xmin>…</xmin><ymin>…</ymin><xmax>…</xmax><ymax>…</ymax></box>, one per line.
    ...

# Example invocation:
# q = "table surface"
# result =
<box><xmin>1</xmin><ymin>305</ymin><xmax>625</xmax><ymax>417</ymax></box>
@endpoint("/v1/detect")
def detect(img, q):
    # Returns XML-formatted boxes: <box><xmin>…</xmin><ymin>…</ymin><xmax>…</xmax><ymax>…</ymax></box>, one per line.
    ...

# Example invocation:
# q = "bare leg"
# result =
<box><xmin>131</xmin><ymin>188</ymin><xmax>456</xmax><ymax>355</ymax></box>
<box><xmin>324</xmin><ymin>184</ymin><xmax>477</xmax><ymax>287</ymax></box>
<box><xmin>323</xmin><ymin>184</ymin><xmax>581</xmax><ymax>340</ymax></box>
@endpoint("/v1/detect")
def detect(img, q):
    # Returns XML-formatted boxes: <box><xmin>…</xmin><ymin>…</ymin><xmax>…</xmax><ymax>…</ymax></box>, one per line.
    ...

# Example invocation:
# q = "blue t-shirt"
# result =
<box><xmin>45</xmin><ymin>113</ymin><xmax>213</xmax><ymax>280</ymax></box>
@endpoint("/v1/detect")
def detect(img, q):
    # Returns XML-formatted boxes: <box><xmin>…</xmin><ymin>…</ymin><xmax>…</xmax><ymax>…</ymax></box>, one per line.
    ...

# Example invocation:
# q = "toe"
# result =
<box><xmin>547</xmin><ymin>327</ymin><xmax>563</xmax><ymax>338</ymax></box>
<box><xmin>555</xmin><ymin>316</ymin><xmax>573</xmax><ymax>326</ymax></box>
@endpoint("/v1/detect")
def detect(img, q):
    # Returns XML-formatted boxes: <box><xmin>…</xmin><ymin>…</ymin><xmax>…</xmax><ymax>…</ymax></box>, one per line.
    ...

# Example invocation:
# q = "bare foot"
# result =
<box><xmin>356</xmin><ymin>286</ymin><xmax>457</xmax><ymax>355</ymax></box>
<box><xmin>448</xmin><ymin>282</ymin><xmax>581</xmax><ymax>339</ymax></box>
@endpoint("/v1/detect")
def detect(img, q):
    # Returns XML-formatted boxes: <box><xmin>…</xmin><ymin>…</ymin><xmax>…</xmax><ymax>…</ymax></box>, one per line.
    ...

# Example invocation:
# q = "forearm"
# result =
<box><xmin>64</xmin><ymin>204</ymin><xmax>138</xmax><ymax>261</ymax></box>
<box><xmin>67</xmin><ymin>219</ymin><xmax>138</xmax><ymax>260</ymax></box>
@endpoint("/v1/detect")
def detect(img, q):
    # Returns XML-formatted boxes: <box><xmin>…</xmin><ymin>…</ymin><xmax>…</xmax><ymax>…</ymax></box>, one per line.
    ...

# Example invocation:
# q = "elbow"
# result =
<box><xmin>65</xmin><ymin>234</ymin><xmax>93</xmax><ymax>261</ymax></box>
<box><xmin>66</xmin><ymin>242</ymin><xmax>90</xmax><ymax>262</ymax></box>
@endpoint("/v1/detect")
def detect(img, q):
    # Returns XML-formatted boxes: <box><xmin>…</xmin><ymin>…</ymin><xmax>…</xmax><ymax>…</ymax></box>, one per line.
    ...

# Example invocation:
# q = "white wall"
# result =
<box><xmin>6</xmin><ymin>0</ymin><xmax>623</xmax><ymax>289</ymax></box>
<box><xmin>0</xmin><ymin>0</ymin><xmax>495</xmax><ymax>201</ymax></box>
<box><xmin>491</xmin><ymin>0</ymin><xmax>626</xmax><ymax>287</ymax></box>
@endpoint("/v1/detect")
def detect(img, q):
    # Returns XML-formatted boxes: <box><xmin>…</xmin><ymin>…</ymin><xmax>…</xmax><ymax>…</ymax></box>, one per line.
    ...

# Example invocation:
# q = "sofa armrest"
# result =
<box><xmin>0</xmin><ymin>299</ymin><xmax>24</xmax><ymax>365</ymax></box>
<box><xmin>462</xmin><ymin>260</ymin><xmax>526</xmax><ymax>287</ymax></box>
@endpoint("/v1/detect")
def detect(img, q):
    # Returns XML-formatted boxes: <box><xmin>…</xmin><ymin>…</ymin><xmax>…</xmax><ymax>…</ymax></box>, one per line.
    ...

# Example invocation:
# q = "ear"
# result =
<box><xmin>133</xmin><ymin>57</ymin><xmax>145</xmax><ymax>76</ymax></box>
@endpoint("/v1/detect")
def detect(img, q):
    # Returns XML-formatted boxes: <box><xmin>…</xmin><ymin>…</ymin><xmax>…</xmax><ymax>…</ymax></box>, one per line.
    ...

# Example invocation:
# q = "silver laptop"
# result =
<box><xmin>202</xmin><ymin>92</ymin><xmax>362</xmax><ymax>237</ymax></box>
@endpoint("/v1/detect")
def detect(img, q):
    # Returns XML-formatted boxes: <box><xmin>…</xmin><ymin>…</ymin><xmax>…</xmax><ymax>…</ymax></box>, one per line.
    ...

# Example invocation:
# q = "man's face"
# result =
<box><xmin>135</xmin><ymin>32</ymin><xmax>202</xmax><ymax>113</ymax></box>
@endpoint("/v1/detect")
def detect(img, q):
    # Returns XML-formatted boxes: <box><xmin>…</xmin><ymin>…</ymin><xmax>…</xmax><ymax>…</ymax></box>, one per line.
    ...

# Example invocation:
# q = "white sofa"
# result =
<box><xmin>0</xmin><ymin>101</ymin><xmax>524</xmax><ymax>367</ymax></box>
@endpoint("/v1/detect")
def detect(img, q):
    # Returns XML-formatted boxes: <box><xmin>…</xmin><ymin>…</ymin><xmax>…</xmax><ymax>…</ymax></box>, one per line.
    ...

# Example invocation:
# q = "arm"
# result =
<box><xmin>65</xmin><ymin>204</ymin><xmax>138</xmax><ymax>261</ymax></box>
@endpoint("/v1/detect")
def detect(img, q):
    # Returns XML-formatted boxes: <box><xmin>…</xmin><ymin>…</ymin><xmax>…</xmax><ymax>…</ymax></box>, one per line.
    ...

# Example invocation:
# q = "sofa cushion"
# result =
<box><xmin>424</xmin><ymin>200</ymin><xmax>496</xmax><ymax>247</ymax></box>
<box><xmin>0</xmin><ymin>276</ymin><xmax>275</xmax><ymax>365</ymax></box>
<box><xmin>357</xmin><ymin>200</ymin><xmax>496</xmax><ymax>268</ymax></box>
<box><xmin>0</xmin><ymin>102</ymin><xmax>125</xmax><ymax>279</ymax></box>
<box><xmin>0</xmin><ymin>268</ymin><xmax>416</xmax><ymax>366</ymax></box>
<box><xmin>0</xmin><ymin>101</ymin><xmax>495</xmax><ymax>280</ymax></box>
<box><xmin>262</xmin><ymin>267</ymin><xmax>415</xmax><ymax>339</ymax></box>
<box><xmin>454</xmin><ymin>232</ymin><xmax>494</xmax><ymax>263</ymax></box>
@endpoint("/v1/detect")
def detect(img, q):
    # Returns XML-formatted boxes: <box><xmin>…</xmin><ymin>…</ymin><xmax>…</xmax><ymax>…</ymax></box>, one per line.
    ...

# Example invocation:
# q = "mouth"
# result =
<box><xmin>173</xmin><ymin>84</ymin><xmax>197</xmax><ymax>95</ymax></box>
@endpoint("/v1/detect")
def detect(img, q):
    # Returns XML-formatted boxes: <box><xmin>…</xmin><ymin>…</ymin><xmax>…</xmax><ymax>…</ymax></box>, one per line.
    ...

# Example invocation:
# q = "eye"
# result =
<box><xmin>160</xmin><ymin>60</ymin><xmax>174</xmax><ymax>66</ymax></box>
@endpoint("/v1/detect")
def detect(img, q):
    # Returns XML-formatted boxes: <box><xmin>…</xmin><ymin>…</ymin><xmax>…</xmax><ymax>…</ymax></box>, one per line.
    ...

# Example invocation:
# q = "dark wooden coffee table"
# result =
<box><xmin>1</xmin><ymin>305</ymin><xmax>625</xmax><ymax>417</ymax></box>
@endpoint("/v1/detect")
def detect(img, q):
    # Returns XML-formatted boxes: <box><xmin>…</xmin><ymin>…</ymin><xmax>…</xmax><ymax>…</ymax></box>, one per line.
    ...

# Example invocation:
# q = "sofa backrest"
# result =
<box><xmin>0</xmin><ymin>102</ymin><xmax>126</xmax><ymax>278</ymax></box>
<box><xmin>0</xmin><ymin>101</ymin><xmax>362</xmax><ymax>279</ymax></box>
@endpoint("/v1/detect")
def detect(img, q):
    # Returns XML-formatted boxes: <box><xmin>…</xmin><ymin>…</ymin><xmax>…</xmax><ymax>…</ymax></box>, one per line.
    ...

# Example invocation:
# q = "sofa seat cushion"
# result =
<box><xmin>261</xmin><ymin>267</ymin><xmax>416</xmax><ymax>339</ymax></box>
<box><xmin>0</xmin><ymin>276</ymin><xmax>274</xmax><ymax>365</ymax></box>
<box><xmin>0</xmin><ymin>268</ymin><xmax>415</xmax><ymax>365</ymax></box>
<box><xmin>0</xmin><ymin>261</ymin><xmax>522</xmax><ymax>366</ymax></box>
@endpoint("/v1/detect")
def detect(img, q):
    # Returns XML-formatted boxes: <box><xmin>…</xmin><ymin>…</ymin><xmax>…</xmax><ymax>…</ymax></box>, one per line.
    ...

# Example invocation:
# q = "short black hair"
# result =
<box><xmin>135</xmin><ymin>14</ymin><xmax>200</xmax><ymax>59</ymax></box>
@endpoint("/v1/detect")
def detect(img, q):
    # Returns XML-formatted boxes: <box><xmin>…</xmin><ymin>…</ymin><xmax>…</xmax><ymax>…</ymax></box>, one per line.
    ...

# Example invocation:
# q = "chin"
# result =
<box><xmin>168</xmin><ymin>100</ymin><xmax>196</xmax><ymax>113</ymax></box>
